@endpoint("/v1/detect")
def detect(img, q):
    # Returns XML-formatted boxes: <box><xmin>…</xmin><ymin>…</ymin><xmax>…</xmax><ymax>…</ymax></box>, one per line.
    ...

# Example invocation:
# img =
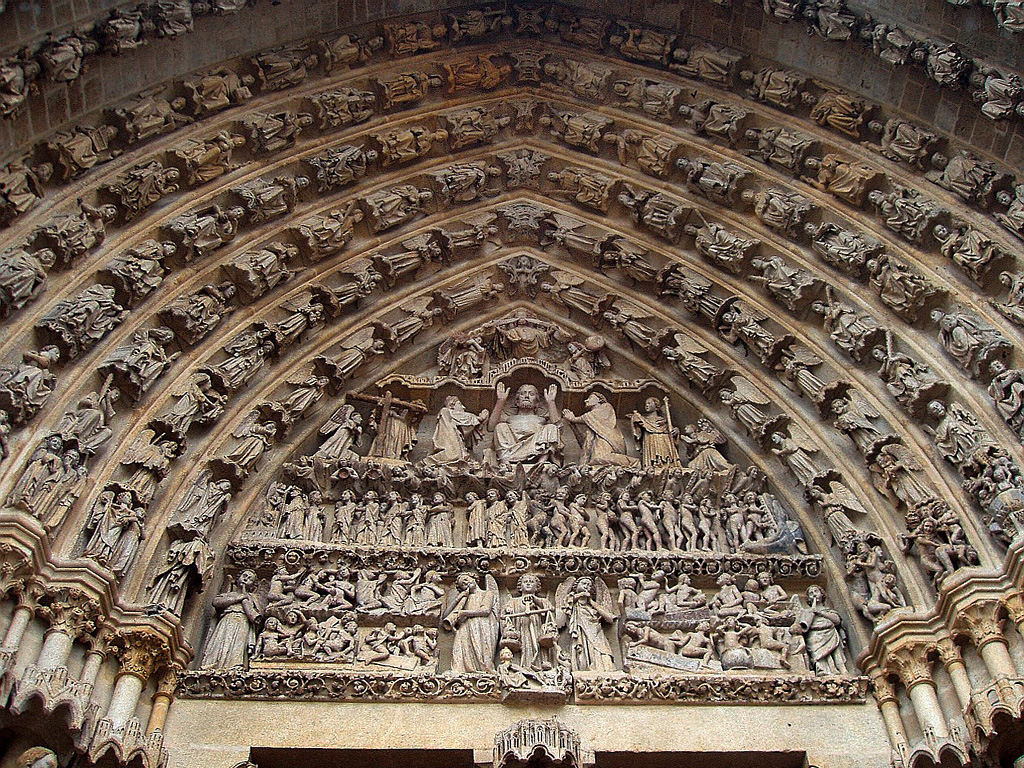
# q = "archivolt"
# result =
<box><xmin>0</xmin><ymin>15</ymin><xmax>1022</xmax><ymax>686</ymax></box>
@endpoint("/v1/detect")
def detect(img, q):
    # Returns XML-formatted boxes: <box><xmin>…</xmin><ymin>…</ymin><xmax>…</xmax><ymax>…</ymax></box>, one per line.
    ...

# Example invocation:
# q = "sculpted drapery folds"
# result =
<box><xmin>10</xmin><ymin>8</ymin><xmax>1024</xmax><ymax>763</ymax></box>
<box><xmin>443</xmin><ymin>572</ymin><xmax>500</xmax><ymax>673</ymax></box>
<box><xmin>488</xmin><ymin>382</ymin><xmax>562</xmax><ymax>466</ymax></box>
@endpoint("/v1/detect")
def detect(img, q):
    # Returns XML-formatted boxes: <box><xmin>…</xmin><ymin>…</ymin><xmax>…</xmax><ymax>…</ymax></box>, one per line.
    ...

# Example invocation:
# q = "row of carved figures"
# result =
<box><xmin>200</xmin><ymin>566</ymin><xmax>849</xmax><ymax>681</ymax></box>
<box><xmin>0</xmin><ymin>209</ymin><xmax>1013</xmax><ymax>633</ymax></box>
<box><xmin>246</xmin><ymin>478</ymin><xmax>800</xmax><ymax>556</ymax></box>
<box><xmin>1</xmin><ymin>0</ymin><xmax>1020</xmax><ymax>204</ymax></box>
<box><xmin>0</xmin><ymin>73</ymin><xmax>1020</xmax><ymax>495</ymax></box>
<box><xmin>0</xmin><ymin>75</ymin><xmax>1019</xmax><ymax>628</ymax></box>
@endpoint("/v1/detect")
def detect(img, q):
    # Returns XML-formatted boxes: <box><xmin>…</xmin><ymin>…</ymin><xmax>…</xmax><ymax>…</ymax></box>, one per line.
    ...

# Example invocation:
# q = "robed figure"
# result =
<box><xmin>201</xmin><ymin>570</ymin><xmax>261</xmax><ymax>668</ymax></box>
<box><xmin>630</xmin><ymin>396</ymin><xmax>682</xmax><ymax>469</ymax></box>
<box><xmin>442</xmin><ymin>572</ymin><xmax>500</xmax><ymax>673</ymax></box>
<box><xmin>556</xmin><ymin>576</ymin><xmax>617</xmax><ymax>672</ymax></box>
<box><xmin>502</xmin><ymin>574</ymin><xmax>557</xmax><ymax>670</ymax></box>
<box><xmin>427</xmin><ymin>395</ymin><xmax>488</xmax><ymax>464</ymax></box>
<box><xmin>562</xmin><ymin>392</ymin><xmax>635</xmax><ymax>467</ymax></box>
<box><xmin>488</xmin><ymin>382</ymin><xmax>562</xmax><ymax>466</ymax></box>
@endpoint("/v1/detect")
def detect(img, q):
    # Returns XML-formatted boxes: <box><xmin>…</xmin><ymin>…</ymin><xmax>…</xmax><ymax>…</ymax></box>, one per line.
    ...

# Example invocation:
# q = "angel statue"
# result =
<box><xmin>555</xmin><ymin>576</ymin><xmax>617</xmax><ymax>672</ymax></box>
<box><xmin>442</xmin><ymin>572</ymin><xmax>500</xmax><ymax>673</ymax></box>
<box><xmin>313</xmin><ymin>403</ymin><xmax>363</xmax><ymax>463</ymax></box>
<box><xmin>869</xmin><ymin>443</ymin><xmax>934</xmax><ymax>509</ymax></box>
<box><xmin>426</xmin><ymin>395</ymin><xmax>488</xmax><ymax>465</ymax></box>
<box><xmin>488</xmin><ymin>381</ymin><xmax>562</xmax><ymax>466</ymax></box>
<box><xmin>167</xmin><ymin>470</ymin><xmax>233</xmax><ymax>539</ymax></box>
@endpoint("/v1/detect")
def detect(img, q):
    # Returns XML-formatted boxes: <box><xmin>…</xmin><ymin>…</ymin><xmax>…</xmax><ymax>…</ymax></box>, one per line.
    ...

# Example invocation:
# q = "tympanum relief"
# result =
<box><xmin>188</xmin><ymin>308</ymin><xmax>857</xmax><ymax>704</ymax></box>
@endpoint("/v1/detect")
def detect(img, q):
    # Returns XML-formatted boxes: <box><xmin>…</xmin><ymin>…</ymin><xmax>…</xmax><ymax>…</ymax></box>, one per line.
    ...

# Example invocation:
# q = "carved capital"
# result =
<box><xmin>936</xmin><ymin>638</ymin><xmax>964</xmax><ymax>669</ymax></box>
<box><xmin>871</xmin><ymin>673</ymin><xmax>899</xmax><ymax>706</ymax></box>
<box><xmin>1003</xmin><ymin>593</ymin><xmax>1024</xmax><ymax>626</ymax></box>
<box><xmin>887</xmin><ymin>644</ymin><xmax>934</xmax><ymax>689</ymax></box>
<box><xmin>36</xmin><ymin>585</ymin><xmax>104</xmax><ymax>639</ymax></box>
<box><xmin>111</xmin><ymin>629</ymin><xmax>171</xmax><ymax>683</ymax></box>
<box><xmin>155</xmin><ymin>664</ymin><xmax>181</xmax><ymax>697</ymax></box>
<box><xmin>0</xmin><ymin>544</ymin><xmax>31</xmax><ymax>596</ymax></box>
<box><xmin>956</xmin><ymin>601</ymin><xmax>1006</xmax><ymax>651</ymax></box>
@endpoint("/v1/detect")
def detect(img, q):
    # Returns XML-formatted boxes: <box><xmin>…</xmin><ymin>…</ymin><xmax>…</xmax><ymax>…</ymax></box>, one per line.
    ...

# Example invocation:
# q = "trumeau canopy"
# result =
<box><xmin>2</xmin><ymin>1</ymin><xmax>1024</xmax><ymax>767</ymax></box>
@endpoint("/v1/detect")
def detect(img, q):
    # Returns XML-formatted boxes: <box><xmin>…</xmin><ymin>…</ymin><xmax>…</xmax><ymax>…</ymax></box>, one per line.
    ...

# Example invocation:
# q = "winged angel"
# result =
<box><xmin>442</xmin><ymin>572</ymin><xmax>500</xmax><ymax>673</ymax></box>
<box><xmin>555</xmin><ymin>576</ymin><xmax>617</xmax><ymax>672</ymax></box>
